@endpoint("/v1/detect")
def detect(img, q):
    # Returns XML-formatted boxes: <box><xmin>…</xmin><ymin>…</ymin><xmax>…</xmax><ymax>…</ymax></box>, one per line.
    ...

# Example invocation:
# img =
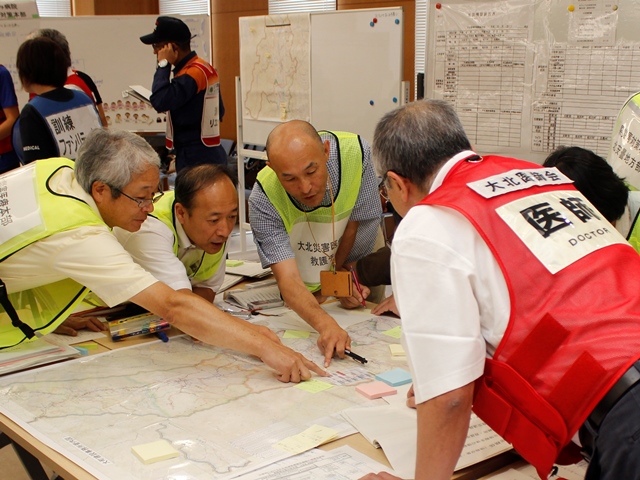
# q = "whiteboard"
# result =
<box><xmin>239</xmin><ymin>8</ymin><xmax>403</xmax><ymax>146</ymax></box>
<box><xmin>0</xmin><ymin>15</ymin><xmax>210</xmax><ymax>132</ymax></box>
<box><xmin>424</xmin><ymin>0</ymin><xmax>640</xmax><ymax>164</ymax></box>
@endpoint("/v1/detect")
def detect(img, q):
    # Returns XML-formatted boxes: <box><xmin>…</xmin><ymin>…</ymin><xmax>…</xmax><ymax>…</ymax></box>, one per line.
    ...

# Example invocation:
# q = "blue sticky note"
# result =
<box><xmin>375</xmin><ymin>368</ymin><xmax>412</xmax><ymax>387</ymax></box>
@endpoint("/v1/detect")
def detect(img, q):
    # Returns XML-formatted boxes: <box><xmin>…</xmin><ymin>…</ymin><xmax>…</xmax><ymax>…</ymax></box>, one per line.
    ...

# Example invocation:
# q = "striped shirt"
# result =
<box><xmin>248</xmin><ymin>132</ymin><xmax>382</xmax><ymax>268</ymax></box>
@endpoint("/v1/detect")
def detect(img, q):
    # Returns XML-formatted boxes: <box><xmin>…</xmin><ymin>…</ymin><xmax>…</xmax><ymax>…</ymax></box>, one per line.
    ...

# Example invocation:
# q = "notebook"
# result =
<box><xmin>224</xmin><ymin>285</ymin><xmax>283</xmax><ymax>310</ymax></box>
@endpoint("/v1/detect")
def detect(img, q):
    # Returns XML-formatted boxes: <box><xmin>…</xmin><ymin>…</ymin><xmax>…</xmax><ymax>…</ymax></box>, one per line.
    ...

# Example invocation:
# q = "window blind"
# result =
<box><xmin>268</xmin><ymin>0</ymin><xmax>336</xmax><ymax>14</ymax></box>
<box><xmin>159</xmin><ymin>0</ymin><xmax>209</xmax><ymax>15</ymax></box>
<box><xmin>36</xmin><ymin>0</ymin><xmax>71</xmax><ymax>17</ymax></box>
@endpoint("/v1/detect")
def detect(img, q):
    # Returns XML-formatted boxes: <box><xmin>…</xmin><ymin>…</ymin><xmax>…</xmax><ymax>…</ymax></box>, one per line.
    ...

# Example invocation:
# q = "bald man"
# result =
<box><xmin>248</xmin><ymin>121</ymin><xmax>383</xmax><ymax>367</ymax></box>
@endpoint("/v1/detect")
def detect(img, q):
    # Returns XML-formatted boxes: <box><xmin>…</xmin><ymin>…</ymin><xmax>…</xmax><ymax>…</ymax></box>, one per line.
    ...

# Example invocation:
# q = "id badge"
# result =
<box><xmin>320</xmin><ymin>270</ymin><xmax>353</xmax><ymax>297</ymax></box>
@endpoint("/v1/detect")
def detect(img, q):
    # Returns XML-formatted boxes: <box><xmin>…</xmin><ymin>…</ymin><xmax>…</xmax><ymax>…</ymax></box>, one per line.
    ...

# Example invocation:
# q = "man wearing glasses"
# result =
<box><xmin>114</xmin><ymin>164</ymin><xmax>237</xmax><ymax>303</ymax></box>
<box><xmin>0</xmin><ymin>129</ymin><xmax>325</xmax><ymax>383</ymax></box>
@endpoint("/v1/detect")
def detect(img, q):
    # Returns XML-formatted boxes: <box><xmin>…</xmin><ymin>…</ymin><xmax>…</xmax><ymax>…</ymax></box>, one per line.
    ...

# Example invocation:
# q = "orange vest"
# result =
<box><xmin>422</xmin><ymin>154</ymin><xmax>640</xmax><ymax>477</ymax></box>
<box><xmin>166</xmin><ymin>56</ymin><xmax>220</xmax><ymax>149</ymax></box>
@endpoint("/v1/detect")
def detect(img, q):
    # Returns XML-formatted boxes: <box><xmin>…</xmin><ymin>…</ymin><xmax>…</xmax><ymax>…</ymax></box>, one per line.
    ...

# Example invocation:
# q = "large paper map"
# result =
<box><xmin>0</xmin><ymin>313</ymin><xmax>403</xmax><ymax>479</ymax></box>
<box><xmin>239</xmin><ymin>14</ymin><xmax>311</xmax><ymax>123</ymax></box>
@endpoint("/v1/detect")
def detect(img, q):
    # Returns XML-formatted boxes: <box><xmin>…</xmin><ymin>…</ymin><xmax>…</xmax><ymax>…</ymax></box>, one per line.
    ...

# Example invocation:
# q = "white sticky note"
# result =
<box><xmin>131</xmin><ymin>439</ymin><xmax>179</xmax><ymax>464</ymax></box>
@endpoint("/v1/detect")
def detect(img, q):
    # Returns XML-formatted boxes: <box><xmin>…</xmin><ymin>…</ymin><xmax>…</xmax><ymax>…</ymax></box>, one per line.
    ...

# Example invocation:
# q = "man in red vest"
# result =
<box><xmin>141</xmin><ymin>16</ymin><xmax>227</xmax><ymax>171</ymax></box>
<box><xmin>360</xmin><ymin>100</ymin><xmax>640</xmax><ymax>480</ymax></box>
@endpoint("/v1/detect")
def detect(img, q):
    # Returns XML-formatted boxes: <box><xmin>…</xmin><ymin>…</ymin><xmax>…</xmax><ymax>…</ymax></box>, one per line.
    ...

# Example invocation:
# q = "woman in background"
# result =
<box><xmin>0</xmin><ymin>64</ymin><xmax>19</xmax><ymax>174</ymax></box>
<box><xmin>13</xmin><ymin>37</ymin><xmax>101</xmax><ymax>163</ymax></box>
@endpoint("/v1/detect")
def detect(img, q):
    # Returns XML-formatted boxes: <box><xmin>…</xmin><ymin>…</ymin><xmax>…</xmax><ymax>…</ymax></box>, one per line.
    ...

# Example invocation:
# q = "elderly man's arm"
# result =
<box><xmin>271</xmin><ymin>258</ymin><xmax>350</xmax><ymax>367</ymax></box>
<box><xmin>130</xmin><ymin>281</ymin><xmax>326</xmax><ymax>383</ymax></box>
<box><xmin>358</xmin><ymin>382</ymin><xmax>474</xmax><ymax>480</ymax></box>
<box><xmin>412</xmin><ymin>383</ymin><xmax>474</xmax><ymax>479</ymax></box>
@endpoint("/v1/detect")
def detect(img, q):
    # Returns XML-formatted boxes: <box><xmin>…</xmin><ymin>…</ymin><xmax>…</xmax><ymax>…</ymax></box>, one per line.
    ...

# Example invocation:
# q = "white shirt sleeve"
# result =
<box><xmin>0</xmin><ymin>225</ymin><xmax>158</xmax><ymax>307</ymax></box>
<box><xmin>113</xmin><ymin>218</ymin><xmax>192</xmax><ymax>292</ymax></box>
<box><xmin>391</xmin><ymin>205</ymin><xmax>510</xmax><ymax>405</ymax></box>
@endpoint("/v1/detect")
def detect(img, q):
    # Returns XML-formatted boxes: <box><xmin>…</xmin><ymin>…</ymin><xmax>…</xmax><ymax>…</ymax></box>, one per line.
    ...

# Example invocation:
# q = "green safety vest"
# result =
<box><xmin>0</xmin><ymin>158</ymin><xmax>105</xmax><ymax>349</ymax></box>
<box><xmin>624</xmin><ymin>189</ymin><xmax>640</xmax><ymax>254</ymax></box>
<box><xmin>149</xmin><ymin>191</ymin><xmax>225</xmax><ymax>284</ymax></box>
<box><xmin>609</xmin><ymin>92</ymin><xmax>640</xmax><ymax>190</ymax></box>
<box><xmin>256</xmin><ymin>131</ymin><xmax>363</xmax><ymax>291</ymax></box>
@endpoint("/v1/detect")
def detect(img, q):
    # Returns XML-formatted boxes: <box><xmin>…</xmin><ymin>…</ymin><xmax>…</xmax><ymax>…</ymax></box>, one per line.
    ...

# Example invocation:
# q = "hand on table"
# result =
<box><xmin>358</xmin><ymin>473</ymin><xmax>402</xmax><ymax>480</ymax></box>
<box><xmin>337</xmin><ymin>284</ymin><xmax>370</xmax><ymax>309</ymax></box>
<box><xmin>371</xmin><ymin>294</ymin><xmax>398</xmax><ymax>317</ymax></box>
<box><xmin>317</xmin><ymin>321</ymin><xmax>351</xmax><ymax>367</ymax></box>
<box><xmin>53</xmin><ymin>315</ymin><xmax>106</xmax><ymax>336</ymax></box>
<box><xmin>259</xmin><ymin>342</ymin><xmax>327</xmax><ymax>383</ymax></box>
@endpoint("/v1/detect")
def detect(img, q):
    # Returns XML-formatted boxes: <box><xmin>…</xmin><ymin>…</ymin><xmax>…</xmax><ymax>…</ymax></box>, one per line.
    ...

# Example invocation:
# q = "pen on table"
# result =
<box><xmin>344</xmin><ymin>349</ymin><xmax>368</xmax><ymax>364</ymax></box>
<box><xmin>348</xmin><ymin>266</ymin><xmax>367</xmax><ymax>307</ymax></box>
<box><xmin>156</xmin><ymin>331</ymin><xmax>169</xmax><ymax>342</ymax></box>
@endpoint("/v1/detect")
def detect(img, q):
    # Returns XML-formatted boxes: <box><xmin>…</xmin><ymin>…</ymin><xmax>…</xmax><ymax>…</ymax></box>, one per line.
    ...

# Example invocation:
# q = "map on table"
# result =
<box><xmin>0</xmin><ymin>314</ymin><xmax>403</xmax><ymax>480</ymax></box>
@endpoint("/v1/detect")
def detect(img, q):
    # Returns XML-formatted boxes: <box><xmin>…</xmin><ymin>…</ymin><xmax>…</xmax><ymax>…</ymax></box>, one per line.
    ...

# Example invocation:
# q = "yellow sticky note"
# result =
<box><xmin>389</xmin><ymin>344</ymin><xmax>405</xmax><ymax>356</ymax></box>
<box><xmin>131</xmin><ymin>440</ymin><xmax>179</xmax><ymax>464</ymax></box>
<box><xmin>273</xmin><ymin>424</ymin><xmax>338</xmax><ymax>454</ymax></box>
<box><xmin>283</xmin><ymin>330</ymin><xmax>310</xmax><ymax>339</ymax></box>
<box><xmin>295</xmin><ymin>379</ymin><xmax>334</xmax><ymax>393</ymax></box>
<box><xmin>226</xmin><ymin>259</ymin><xmax>244</xmax><ymax>267</ymax></box>
<box><xmin>382</xmin><ymin>326</ymin><xmax>402</xmax><ymax>339</ymax></box>
<box><xmin>74</xmin><ymin>343</ymin><xmax>99</xmax><ymax>350</ymax></box>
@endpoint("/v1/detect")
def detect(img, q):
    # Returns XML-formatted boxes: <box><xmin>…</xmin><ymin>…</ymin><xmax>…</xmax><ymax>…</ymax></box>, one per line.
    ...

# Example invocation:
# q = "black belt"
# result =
<box><xmin>588</xmin><ymin>360</ymin><xmax>640</xmax><ymax>430</ymax></box>
<box><xmin>580</xmin><ymin>360</ymin><xmax>640</xmax><ymax>462</ymax></box>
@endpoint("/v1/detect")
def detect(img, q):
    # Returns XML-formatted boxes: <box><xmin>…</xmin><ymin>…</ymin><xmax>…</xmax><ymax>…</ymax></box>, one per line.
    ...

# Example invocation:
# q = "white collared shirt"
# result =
<box><xmin>391</xmin><ymin>151</ymin><xmax>510</xmax><ymax>404</ymax></box>
<box><xmin>114</xmin><ymin>215</ymin><xmax>226</xmax><ymax>295</ymax></box>
<box><xmin>0</xmin><ymin>167</ymin><xmax>158</xmax><ymax>307</ymax></box>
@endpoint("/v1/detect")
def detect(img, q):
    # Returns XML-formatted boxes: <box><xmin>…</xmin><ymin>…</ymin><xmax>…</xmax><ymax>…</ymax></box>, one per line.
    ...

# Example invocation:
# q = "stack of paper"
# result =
<box><xmin>0</xmin><ymin>337</ymin><xmax>79</xmax><ymax>376</ymax></box>
<box><xmin>225</xmin><ymin>285</ymin><xmax>284</xmax><ymax>311</ymax></box>
<box><xmin>341</xmin><ymin>405</ymin><xmax>511</xmax><ymax>479</ymax></box>
<box><xmin>226</xmin><ymin>260</ymin><xmax>272</xmax><ymax>279</ymax></box>
<box><xmin>218</xmin><ymin>273</ymin><xmax>245</xmax><ymax>293</ymax></box>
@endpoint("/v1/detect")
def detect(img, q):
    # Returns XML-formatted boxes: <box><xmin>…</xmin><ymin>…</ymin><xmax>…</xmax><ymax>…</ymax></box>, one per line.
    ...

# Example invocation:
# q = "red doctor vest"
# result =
<box><xmin>421</xmin><ymin>154</ymin><xmax>640</xmax><ymax>478</ymax></box>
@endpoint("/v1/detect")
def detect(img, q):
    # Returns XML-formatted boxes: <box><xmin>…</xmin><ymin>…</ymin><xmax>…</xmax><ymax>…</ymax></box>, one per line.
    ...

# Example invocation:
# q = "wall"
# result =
<box><xmin>73</xmin><ymin>0</ymin><xmax>158</xmax><ymax>15</ymax></box>
<box><xmin>71</xmin><ymin>0</ymin><xmax>414</xmax><ymax>142</ymax></box>
<box><xmin>338</xmin><ymin>0</ymin><xmax>415</xmax><ymax>102</ymax></box>
<box><xmin>211</xmin><ymin>1</ymin><xmax>268</xmax><ymax>142</ymax></box>
<box><xmin>211</xmin><ymin>0</ymin><xmax>415</xmax><ymax>143</ymax></box>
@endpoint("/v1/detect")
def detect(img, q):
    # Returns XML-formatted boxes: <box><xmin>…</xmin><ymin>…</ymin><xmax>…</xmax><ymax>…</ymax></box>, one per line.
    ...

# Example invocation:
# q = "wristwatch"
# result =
<box><xmin>157</xmin><ymin>59</ymin><xmax>169</xmax><ymax>68</ymax></box>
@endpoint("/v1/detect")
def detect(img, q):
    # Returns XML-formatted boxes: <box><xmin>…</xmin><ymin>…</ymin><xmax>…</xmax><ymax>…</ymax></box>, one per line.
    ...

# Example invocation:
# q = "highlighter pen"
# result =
<box><xmin>345</xmin><ymin>349</ymin><xmax>368</xmax><ymax>364</ymax></box>
<box><xmin>349</xmin><ymin>266</ymin><xmax>367</xmax><ymax>307</ymax></box>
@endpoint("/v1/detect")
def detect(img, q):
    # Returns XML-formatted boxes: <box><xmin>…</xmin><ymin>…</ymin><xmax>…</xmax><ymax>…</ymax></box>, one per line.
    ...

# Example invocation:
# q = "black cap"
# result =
<box><xmin>140</xmin><ymin>16</ymin><xmax>193</xmax><ymax>45</ymax></box>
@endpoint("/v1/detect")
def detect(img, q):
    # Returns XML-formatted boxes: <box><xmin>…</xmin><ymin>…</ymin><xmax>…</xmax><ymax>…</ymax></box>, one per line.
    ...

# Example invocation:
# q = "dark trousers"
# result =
<box><xmin>0</xmin><ymin>150</ymin><xmax>20</xmax><ymax>175</ymax></box>
<box><xmin>584</xmin><ymin>381</ymin><xmax>640</xmax><ymax>479</ymax></box>
<box><xmin>174</xmin><ymin>141</ymin><xmax>227</xmax><ymax>173</ymax></box>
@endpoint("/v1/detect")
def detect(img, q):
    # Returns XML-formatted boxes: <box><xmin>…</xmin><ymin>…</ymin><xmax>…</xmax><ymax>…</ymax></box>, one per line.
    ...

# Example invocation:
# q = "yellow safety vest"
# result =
<box><xmin>0</xmin><ymin>158</ymin><xmax>105</xmax><ymax>348</ymax></box>
<box><xmin>150</xmin><ymin>191</ymin><xmax>225</xmax><ymax>284</ymax></box>
<box><xmin>256</xmin><ymin>131</ymin><xmax>363</xmax><ymax>291</ymax></box>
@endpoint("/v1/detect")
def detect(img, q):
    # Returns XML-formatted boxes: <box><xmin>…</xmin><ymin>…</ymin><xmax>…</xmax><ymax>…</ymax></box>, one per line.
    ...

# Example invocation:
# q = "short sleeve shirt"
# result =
<box><xmin>248</xmin><ymin>132</ymin><xmax>382</xmax><ymax>268</ymax></box>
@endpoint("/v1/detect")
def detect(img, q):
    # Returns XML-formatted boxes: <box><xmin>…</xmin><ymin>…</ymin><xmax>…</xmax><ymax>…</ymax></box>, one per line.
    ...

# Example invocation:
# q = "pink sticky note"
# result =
<box><xmin>356</xmin><ymin>381</ymin><xmax>397</xmax><ymax>400</ymax></box>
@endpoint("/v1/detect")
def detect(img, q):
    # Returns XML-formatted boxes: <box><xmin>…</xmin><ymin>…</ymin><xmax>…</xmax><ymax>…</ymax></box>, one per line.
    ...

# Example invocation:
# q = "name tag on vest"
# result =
<box><xmin>0</xmin><ymin>166</ymin><xmax>44</xmax><ymax>245</ymax></box>
<box><xmin>46</xmin><ymin>104</ymin><xmax>98</xmax><ymax>160</ymax></box>
<box><xmin>496</xmin><ymin>190</ymin><xmax>629</xmax><ymax>274</ymax></box>
<box><xmin>467</xmin><ymin>167</ymin><xmax>573</xmax><ymax>199</ymax></box>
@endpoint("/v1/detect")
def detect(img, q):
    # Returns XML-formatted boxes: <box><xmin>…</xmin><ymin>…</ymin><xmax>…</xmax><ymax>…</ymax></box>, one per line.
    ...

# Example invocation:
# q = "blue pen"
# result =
<box><xmin>156</xmin><ymin>331</ymin><xmax>169</xmax><ymax>342</ymax></box>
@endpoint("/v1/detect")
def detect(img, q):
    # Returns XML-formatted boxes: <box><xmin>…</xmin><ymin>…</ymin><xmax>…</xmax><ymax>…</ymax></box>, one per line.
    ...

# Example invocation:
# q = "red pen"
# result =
<box><xmin>349</xmin><ymin>266</ymin><xmax>367</xmax><ymax>307</ymax></box>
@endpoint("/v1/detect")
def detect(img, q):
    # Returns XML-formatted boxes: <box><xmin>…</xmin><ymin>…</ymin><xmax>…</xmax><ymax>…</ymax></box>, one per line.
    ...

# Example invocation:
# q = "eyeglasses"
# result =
<box><xmin>379</xmin><ymin>173</ymin><xmax>390</xmax><ymax>202</ymax></box>
<box><xmin>113</xmin><ymin>187</ymin><xmax>164</xmax><ymax>209</ymax></box>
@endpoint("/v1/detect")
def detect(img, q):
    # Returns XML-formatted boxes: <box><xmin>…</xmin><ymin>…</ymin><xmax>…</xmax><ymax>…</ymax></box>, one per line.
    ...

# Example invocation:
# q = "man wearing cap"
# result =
<box><xmin>141</xmin><ymin>16</ymin><xmax>227</xmax><ymax>171</ymax></box>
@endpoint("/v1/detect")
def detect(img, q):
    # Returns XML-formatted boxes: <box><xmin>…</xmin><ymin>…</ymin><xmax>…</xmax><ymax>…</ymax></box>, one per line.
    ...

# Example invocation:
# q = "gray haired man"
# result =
<box><xmin>0</xmin><ymin>129</ymin><xmax>324</xmax><ymax>383</ymax></box>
